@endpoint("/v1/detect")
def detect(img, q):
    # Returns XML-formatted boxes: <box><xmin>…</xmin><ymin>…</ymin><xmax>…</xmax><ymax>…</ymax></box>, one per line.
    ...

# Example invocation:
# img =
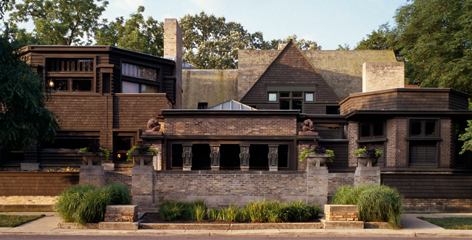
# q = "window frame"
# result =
<box><xmin>358</xmin><ymin>122</ymin><xmax>385</xmax><ymax>140</ymax></box>
<box><xmin>48</xmin><ymin>77</ymin><xmax>94</xmax><ymax>93</ymax></box>
<box><xmin>45</xmin><ymin>57</ymin><xmax>96</xmax><ymax>93</ymax></box>
<box><xmin>120</xmin><ymin>61</ymin><xmax>161</xmax><ymax>94</ymax></box>
<box><xmin>408</xmin><ymin>118</ymin><xmax>440</xmax><ymax>138</ymax></box>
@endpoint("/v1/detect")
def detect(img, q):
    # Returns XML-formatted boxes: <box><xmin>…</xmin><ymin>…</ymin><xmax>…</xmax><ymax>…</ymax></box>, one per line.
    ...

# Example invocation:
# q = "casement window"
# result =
<box><xmin>266</xmin><ymin>91</ymin><xmax>314</xmax><ymax>111</ymax></box>
<box><xmin>121</xmin><ymin>63</ymin><xmax>159</xmax><ymax>93</ymax></box>
<box><xmin>359</xmin><ymin>122</ymin><xmax>384</xmax><ymax>139</ymax></box>
<box><xmin>408</xmin><ymin>119</ymin><xmax>440</xmax><ymax>167</ymax></box>
<box><xmin>48</xmin><ymin>77</ymin><xmax>93</xmax><ymax>92</ymax></box>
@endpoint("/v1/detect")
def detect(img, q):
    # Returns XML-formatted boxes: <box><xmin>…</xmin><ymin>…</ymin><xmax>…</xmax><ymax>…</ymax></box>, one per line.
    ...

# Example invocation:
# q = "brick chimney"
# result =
<box><xmin>362</xmin><ymin>62</ymin><xmax>405</xmax><ymax>92</ymax></box>
<box><xmin>164</xmin><ymin>19</ymin><xmax>182</xmax><ymax>109</ymax></box>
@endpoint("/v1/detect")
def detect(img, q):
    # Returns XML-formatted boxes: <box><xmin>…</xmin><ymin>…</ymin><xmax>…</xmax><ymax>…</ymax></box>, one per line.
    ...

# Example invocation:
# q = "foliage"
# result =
<box><xmin>355</xmin><ymin>23</ymin><xmax>395</xmax><ymax>51</ymax></box>
<box><xmin>0</xmin><ymin>214</ymin><xmax>45</xmax><ymax>227</ymax></box>
<box><xmin>418</xmin><ymin>217</ymin><xmax>472</xmax><ymax>230</ymax></box>
<box><xmin>159</xmin><ymin>199</ymin><xmax>321</xmax><ymax>223</ymax></box>
<box><xmin>0</xmin><ymin>36</ymin><xmax>59</xmax><ymax>151</ymax></box>
<box><xmin>336</xmin><ymin>43</ymin><xmax>350</xmax><ymax>50</ymax></box>
<box><xmin>264</xmin><ymin>35</ymin><xmax>322</xmax><ymax>50</ymax></box>
<box><xmin>126</xmin><ymin>141</ymin><xmax>158</xmax><ymax>161</ymax></box>
<box><xmin>299</xmin><ymin>145</ymin><xmax>335</xmax><ymax>162</ymax></box>
<box><xmin>331</xmin><ymin>185</ymin><xmax>403</xmax><ymax>229</ymax></box>
<box><xmin>7</xmin><ymin>0</ymin><xmax>108</xmax><ymax>45</ymax></box>
<box><xmin>393</xmin><ymin>0</ymin><xmax>472</xmax><ymax>93</ymax></box>
<box><xmin>459</xmin><ymin>100</ymin><xmax>472</xmax><ymax>155</ymax></box>
<box><xmin>78</xmin><ymin>140</ymin><xmax>109</xmax><ymax>160</ymax></box>
<box><xmin>353</xmin><ymin>145</ymin><xmax>383</xmax><ymax>161</ymax></box>
<box><xmin>95</xmin><ymin>6</ymin><xmax>163</xmax><ymax>56</ymax></box>
<box><xmin>54</xmin><ymin>183</ymin><xmax>131</xmax><ymax>225</ymax></box>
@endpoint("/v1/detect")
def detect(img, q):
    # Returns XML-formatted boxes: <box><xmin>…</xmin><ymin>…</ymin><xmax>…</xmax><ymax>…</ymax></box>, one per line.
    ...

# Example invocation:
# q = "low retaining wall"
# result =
<box><xmin>152</xmin><ymin>171</ymin><xmax>326</xmax><ymax>207</ymax></box>
<box><xmin>402</xmin><ymin>198</ymin><xmax>472</xmax><ymax>212</ymax></box>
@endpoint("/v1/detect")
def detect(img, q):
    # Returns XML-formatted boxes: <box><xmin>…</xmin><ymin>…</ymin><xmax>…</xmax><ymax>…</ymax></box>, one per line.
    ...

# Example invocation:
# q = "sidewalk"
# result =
<box><xmin>1</xmin><ymin>212</ymin><xmax>472</xmax><ymax>238</ymax></box>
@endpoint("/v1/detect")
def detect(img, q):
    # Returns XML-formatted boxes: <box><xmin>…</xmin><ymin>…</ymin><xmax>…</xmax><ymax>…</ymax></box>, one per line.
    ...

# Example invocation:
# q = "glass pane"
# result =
<box><xmin>141</xmin><ymin>84</ymin><xmax>158</xmax><ymax>93</ymax></box>
<box><xmin>280</xmin><ymin>92</ymin><xmax>290</xmax><ymax>97</ymax></box>
<box><xmin>361</xmin><ymin>123</ymin><xmax>371</xmax><ymax>137</ymax></box>
<box><xmin>305</xmin><ymin>93</ymin><xmax>314</xmax><ymax>102</ymax></box>
<box><xmin>410</xmin><ymin>120</ymin><xmax>422</xmax><ymax>136</ymax></box>
<box><xmin>71</xmin><ymin>79</ymin><xmax>92</xmax><ymax>91</ymax></box>
<box><xmin>292</xmin><ymin>91</ymin><xmax>302</xmax><ymax>98</ymax></box>
<box><xmin>122</xmin><ymin>81</ymin><xmax>140</xmax><ymax>93</ymax></box>
<box><xmin>425</xmin><ymin>121</ymin><xmax>436</xmax><ymax>136</ymax></box>
<box><xmin>280</xmin><ymin>99</ymin><xmax>290</xmax><ymax>109</ymax></box>
<box><xmin>51</xmin><ymin>79</ymin><xmax>68</xmax><ymax>91</ymax></box>
<box><xmin>292</xmin><ymin>100</ymin><xmax>302</xmax><ymax>110</ymax></box>
<box><xmin>268</xmin><ymin>93</ymin><xmax>277</xmax><ymax>101</ymax></box>
<box><xmin>373</xmin><ymin>122</ymin><xmax>383</xmax><ymax>136</ymax></box>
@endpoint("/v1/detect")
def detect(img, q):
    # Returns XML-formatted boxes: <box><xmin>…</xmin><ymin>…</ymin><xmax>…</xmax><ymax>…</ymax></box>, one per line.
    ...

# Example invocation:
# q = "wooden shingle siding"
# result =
<box><xmin>382</xmin><ymin>174</ymin><xmax>472</xmax><ymax>199</ymax></box>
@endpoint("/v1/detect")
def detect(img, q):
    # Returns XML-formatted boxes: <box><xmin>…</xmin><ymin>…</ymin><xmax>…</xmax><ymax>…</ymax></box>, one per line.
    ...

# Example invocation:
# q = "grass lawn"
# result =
<box><xmin>0</xmin><ymin>214</ymin><xmax>45</xmax><ymax>227</ymax></box>
<box><xmin>418</xmin><ymin>217</ymin><xmax>472</xmax><ymax>230</ymax></box>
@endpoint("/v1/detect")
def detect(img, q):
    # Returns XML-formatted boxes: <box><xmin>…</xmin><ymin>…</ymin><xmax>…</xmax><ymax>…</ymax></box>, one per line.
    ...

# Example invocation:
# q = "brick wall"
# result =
<box><xmin>0</xmin><ymin>172</ymin><xmax>79</xmax><ymax>196</ymax></box>
<box><xmin>347</xmin><ymin>121</ymin><xmax>358</xmax><ymax>167</ymax></box>
<box><xmin>113</xmin><ymin>94</ymin><xmax>172</xmax><ymax>129</ymax></box>
<box><xmin>153</xmin><ymin>171</ymin><xmax>318</xmax><ymax>207</ymax></box>
<box><xmin>386</xmin><ymin>118</ymin><xmax>408</xmax><ymax>167</ymax></box>
<box><xmin>362</xmin><ymin>62</ymin><xmax>404</xmax><ymax>92</ymax></box>
<box><xmin>164</xmin><ymin>116</ymin><xmax>296</xmax><ymax>136</ymax></box>
<box><xmin>440</xmin><ymin>118</ymin><xmax>453</xmax><ymax>168</ymax></box>
<box><xmin>402</xmin><ymin>198</ymin><xmax>472</xmax><ymax>212</ymax></box>
<box><xmin>328</xmin><ymin>173</ymin><xmax>354</xmax><ymax>195</ymax></box>
<box><xmin>105</xmin><ymin>170</ymin><xmax>132</xmax><ymax>191</ymax></box>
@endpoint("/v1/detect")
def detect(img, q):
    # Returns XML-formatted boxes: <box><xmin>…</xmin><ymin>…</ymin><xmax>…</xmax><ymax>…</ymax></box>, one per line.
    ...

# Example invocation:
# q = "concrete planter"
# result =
<box><xmin>354</xmin><ymin>154</ymin><xmax>377</xmax><ymax>167</ymax></box>
<box><xmin>130</xmin><ymin>152</ymin><xmax>155</xmax><ymax>166</ymax></box>
<box><xmin>306</xmin><ymin>153</ymin><xmax>331</xmax><ymax>168</ymax></box>
<box><xmin>78</xmin><ymin>152</ymin><xmax>104</xmax><ymax>166</ymax></box>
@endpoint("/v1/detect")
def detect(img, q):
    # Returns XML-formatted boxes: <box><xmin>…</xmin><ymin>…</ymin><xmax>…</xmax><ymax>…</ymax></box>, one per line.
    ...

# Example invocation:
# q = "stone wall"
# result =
<box><xmin>362</xmin><ymin>62</ymin><xmax>404</xmax><ymax>92</ymax></box>
<box><xmin>182</xmin><ymin>69</ymin><xmax>238</xmax><ymax>109</ymax></box>
<box><xmin>328</xmin><ymin>173</ymin><xmax>354</xmax><ymax>195</ymax></box>
<box><xmin>153</xmin><ymin>171</ymin><xmax>323</xmax><ymax>207</ymax></box>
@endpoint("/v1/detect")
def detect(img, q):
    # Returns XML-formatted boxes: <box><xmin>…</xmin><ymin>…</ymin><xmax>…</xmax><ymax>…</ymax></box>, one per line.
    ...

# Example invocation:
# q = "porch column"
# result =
<box><xmin>182</xmin><ymin>144</ymin><xmax>192</xmax><ymax>171</ymax></box>
<box><xmin>210</xmin><ymin>144</ymin><xmax>220</xmax><ymax>171</ymax></box>
<box><xmin>239</xmin><ymin>144</ymin><xmax>250</xmax><ymax>171</ymax></box>
<box><xmin>268</xmin><ymin>144</ymin><xmax>279</xmax><ymax>171</ymax></box>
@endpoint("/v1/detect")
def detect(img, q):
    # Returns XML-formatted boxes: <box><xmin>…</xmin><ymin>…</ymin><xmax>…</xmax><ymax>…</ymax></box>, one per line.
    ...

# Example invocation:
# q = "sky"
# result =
<box><xmin>8</xmin><ymin>0</ymin><xmax>409</xmax><ymax>50</ymax></box>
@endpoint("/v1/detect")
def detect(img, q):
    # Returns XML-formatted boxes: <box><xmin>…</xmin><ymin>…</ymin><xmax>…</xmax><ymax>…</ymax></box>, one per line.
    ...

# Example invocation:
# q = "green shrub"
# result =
<box><xmin>54</xmin><ymin>183</ymin><xmax>131</xmax><ymax>225</ymax></box>
<box><xmin>279</xmin><ymin>201</ymin><xmax>320</xmax><ymax>222</ymax></box>
<box><xmin>331</xmin><ymin>185</ymin><xmax>403</xmax><ymax>229</ymax></box>
<box><xmin>54</xmin><ymin>185</ymin><xmax>97</xmax><ymax>222</ymax></box>
<box><xmin>159</xmin><ymin>201</ymin><xmax>182</xmax><ymax>221</ymax></box>
<box><xmin>159</xmin><ymin>199</ymin><xmax>208</xmax><ymax>221</ymax></box>
<box><xmin>207</xmin><ymin>208</ymin><xmax>225</xmax><ymax>221</ymax></box>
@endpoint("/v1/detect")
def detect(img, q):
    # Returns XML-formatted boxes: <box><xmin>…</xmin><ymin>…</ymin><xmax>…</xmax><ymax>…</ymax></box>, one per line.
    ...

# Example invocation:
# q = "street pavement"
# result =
<box><xmin>1</xmin><ymin>212</ymin><xmax>472</xmax><ymax>238</ymax></box>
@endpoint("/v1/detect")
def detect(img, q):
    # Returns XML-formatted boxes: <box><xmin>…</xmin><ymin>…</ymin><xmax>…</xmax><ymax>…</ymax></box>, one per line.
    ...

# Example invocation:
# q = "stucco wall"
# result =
<box><xmin>182</xmin><ymin>69</ymin><xmax>238</xmax><ymax>109</ymax></box>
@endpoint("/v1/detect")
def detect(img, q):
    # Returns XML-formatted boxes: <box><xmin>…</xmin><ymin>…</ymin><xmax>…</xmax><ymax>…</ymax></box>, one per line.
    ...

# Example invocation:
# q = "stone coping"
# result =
<box><xmin>139</xmin><ymin>222</ymin><xmax>323</xmax><ymax>230</ymax></box>
<box><xmin>154</xmin><ymin>170</ymin><xmax>307</xmax><ymax>175</ymax></box>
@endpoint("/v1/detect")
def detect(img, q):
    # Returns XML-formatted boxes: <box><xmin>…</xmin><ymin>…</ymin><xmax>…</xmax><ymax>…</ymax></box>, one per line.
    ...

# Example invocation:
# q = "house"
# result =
<box><xmin>1</xmin><ymin>19</ymin><xmax>472</xmax><ymax>212</ymax></box>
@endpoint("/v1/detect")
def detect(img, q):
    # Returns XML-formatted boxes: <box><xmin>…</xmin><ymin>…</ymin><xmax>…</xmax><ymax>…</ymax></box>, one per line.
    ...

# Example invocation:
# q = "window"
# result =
<box><xmin>326</xmin><ymin>106</ymin><xmax>340</xmax><ymax>114</ymax></box>
<box><xmin>48</xmin><ymin>78</ymin><xmax>93</xmax><ymax>92</ymax></box>
<box><xmin>305</xmin><ymin>93</ymin><xmax>314</xmax><ymax>102</ymax></box>
<box><xmin>279</xmin><ymin>91</ymin><xmax>304</xmax><ymax>111</ymax></box>
<box><xmin>409</xmin><ymin>120</ymin><xmax>438</xmax><ymax>137</ymax></box>
<box><xmin>268</xmin><ymin>93</ymin><xmax>277</xmax><ymax>102</ymax></box>
<box><xmin>198</xmin><ymin>102</ymin><xmax>208</xmax><ymax>109</ymax></box>
<box><xmin>122</xmin><ymin>63</ymin><xmax>157</xmax><ymax>81</ymax></box>
<box><xmin>359</xmin><ymin>122</ymin><xmax>384</xmax><ymax>139</ymax></box>
<box><xmin>47</xmin><ymin>58</ymin><xmax>93</xmax><ymax>72</ymax></box>
<box><xmin>122</xmin><ymin>81</ymin><xmax>158</xmax><ymax>93</ymax></box>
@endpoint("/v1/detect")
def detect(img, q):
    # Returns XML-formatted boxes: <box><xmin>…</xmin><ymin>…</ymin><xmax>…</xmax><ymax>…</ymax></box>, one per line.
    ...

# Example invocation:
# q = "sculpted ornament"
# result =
<box><xmin>143</xmin><ymin>118</ymin><xmax>163</xmax><ymax>135</ymax></box>
<box><xmin>299</xmin><ymin>119</ymin><xmax>319</xmax><ymax>136</ymax></box>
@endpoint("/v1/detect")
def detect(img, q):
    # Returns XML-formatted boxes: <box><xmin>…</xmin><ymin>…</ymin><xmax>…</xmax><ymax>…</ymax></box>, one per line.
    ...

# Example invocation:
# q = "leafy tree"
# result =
<box><xmin>179</xmin><ymin>11</ymin><xmax>265</xmax><ymax>69</ymax></box>
<box><xmin>0</xmin><ymin>0</ymin><xmax>10</xmax><ymax>20</ymax></box>
<box><xmin>336</xmin><ymin>43</ymin><xmax>351</xmax><ymax>50</ymax></box>
<box><xmin>394</xmin><ymin>0</ymin><xmax>472</xmax><ymax>93</ymax></box>
<box><xmin>459</xmin><ymin>100</ymin><xmax>472</xmax><ymax>155</ymax></box>
<box><xmin>7</xmin><ymin>0</ymin><xmax>108</xmax><ymax>45</ymax></box>
<box><xmin>262</xmin><ymin>35</ymin><xmax>322</xmax><ymax>50</ymax></box>
<box><xmin>0</xmin><ymin>36</ymin><xmax>59</xmax><ymax>151</ymax></box>
<box><xmin>355</xmin><ymin>23</ymin><xmax>393</xmax><ymax>50</ymax></box>
<box><xmin>95</xmin><ymin>6</ymin><xmax>163</xmax><ymax>56</ymax></box>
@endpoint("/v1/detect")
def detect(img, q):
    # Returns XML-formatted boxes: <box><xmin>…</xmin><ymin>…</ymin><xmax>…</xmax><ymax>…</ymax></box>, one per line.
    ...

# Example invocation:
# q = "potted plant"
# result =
<box><xmin>127</xmin><ymin>141</ymin><xmax>159</xmax><ymax>166</ymax></box>
<box><xmin>78</xmin><ymin>141</ymin><xmax>109</xmax><ymax>166</ymax></box>
<box><xmin>300</xmin><ymin>145</ymin><xmax>335</xmax><ymax>168</ymax></box>
<box><xmin>353</xmin><ymin>145</ymin><xmax>382</xmax><ymax>167</ymax></box>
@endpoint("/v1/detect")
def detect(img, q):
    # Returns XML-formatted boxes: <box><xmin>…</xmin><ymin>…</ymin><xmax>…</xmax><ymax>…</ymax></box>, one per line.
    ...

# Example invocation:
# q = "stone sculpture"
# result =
<box><xmin>299</xmin><ymin>119</ymin><xmax>319</xmax><ymax>135</ymax></box>
<box><xmin>143</xmin><ymin>118</ymin><xmax>163</xmax><ymax>135</ymax></box>
<box><xmin>210</xmin><ymin>146</ymin><xmax>220</xmax><ymax>166</ymax></box>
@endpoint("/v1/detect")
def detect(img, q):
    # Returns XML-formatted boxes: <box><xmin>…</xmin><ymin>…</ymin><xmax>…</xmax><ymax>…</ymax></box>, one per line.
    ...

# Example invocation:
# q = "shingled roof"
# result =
<box><xmin>238</xmin><ymin>47</ymin><xmax>397</xmax><ymax>100</ymax></box>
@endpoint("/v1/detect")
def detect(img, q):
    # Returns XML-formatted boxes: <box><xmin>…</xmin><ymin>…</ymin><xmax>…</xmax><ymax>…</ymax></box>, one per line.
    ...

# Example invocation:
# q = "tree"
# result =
<box><xmin>355</xmin><ymin>23</ymin><xmax>393</xmax><ymax>50</ymax></box>
<box><xmin>459</xmin><ymin>100</ymin><xmax>472</xmax><ymax>155</ymax></box>
<box><xmin>262</xmin><ymin>35</ymin><xmax>322</xmax><ymax>50</ymax></box>
<box><xmin>336</xmin><ymin>43</ymin><xmax>351</xmax><ymax>50</ymax></box>
<box><xmin>394</xmin><ymin>0</ymin><xmax>472</xmax><ymax>93</ymax></box>
<box><xmin>179</xmin><ymin>12</ymin><xmax>265</xmax><ymax>69</ymax></box>
<box><xmin>0</xmin><ymin>36</ymin><xmax>59</xmax><ymax>150</ymax></box>
<box><xmin>7</xmin><ymin>0</ymin><xmax>108</xmax><ymax>45</ymax></box>
<box><xmin>94</xmin><ymin>6</ymin><xmax>164</xmax><ymax>56</ymax></box>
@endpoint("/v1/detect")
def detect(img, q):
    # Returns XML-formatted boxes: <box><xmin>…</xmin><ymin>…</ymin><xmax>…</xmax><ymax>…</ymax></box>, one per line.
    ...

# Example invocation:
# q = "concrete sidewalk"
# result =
<box><xmin>1</xmin><ymin>212</ymin><xmax>472</xmax><ymax>238</ymax></box>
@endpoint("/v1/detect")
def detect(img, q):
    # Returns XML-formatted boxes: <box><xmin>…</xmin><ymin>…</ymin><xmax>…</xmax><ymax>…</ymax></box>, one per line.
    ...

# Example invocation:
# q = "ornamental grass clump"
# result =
<box><xmin>159</xmin><ymin>199</ymin><xmax>208</xmax><ymax>221</ymax></box>
<box><xmin>331</xmin><ymin>185</ymin><xmax>403</xmax><ymax>229</ymax></box>
<box><xmin>279</xmin><ymin>201</ymin><xmax>322</xmax><ymax>222</ymax></box>
<box><xmin>54</xmin><ymin>183</ymin><xmax>131</xmax><ymax>225</ymax></box>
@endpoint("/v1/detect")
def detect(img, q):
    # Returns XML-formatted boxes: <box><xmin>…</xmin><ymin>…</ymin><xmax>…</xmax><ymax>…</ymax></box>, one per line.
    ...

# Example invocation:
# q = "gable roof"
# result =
<box><xmin>208</xmin><ymin>99</ymin><xmax>256</xmax><ymax>110</ymax></box>
<box><xmin>240</xmin><ymin>40</ymin><xmax>339</xmax><ymax>103</ymax></box>
<box><xmin>238</xmin><ymin>48</ymin><xmax>397</xmax><ymax>100</ymax></box>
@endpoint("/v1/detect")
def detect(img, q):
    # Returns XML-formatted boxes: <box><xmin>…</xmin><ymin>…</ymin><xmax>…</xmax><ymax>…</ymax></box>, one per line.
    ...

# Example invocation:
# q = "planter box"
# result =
<box><xmin>78</xmin><ymin>152</ymin><xmax>104</xmax><ymax>166</ymax></box>
<box><xmin>354</xmin><ymin>154</ymin><xmax>377</xmax><ymax>167</ymax></box>
<box><xmin>306</xmin><ymin>153</ymin><xmax>331</xmax><ymax>168</ymax></box>
<box><xmin>130</xmin><ymin>152</ymin><xmax>155</xmax><ymax>166</ymax></box>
